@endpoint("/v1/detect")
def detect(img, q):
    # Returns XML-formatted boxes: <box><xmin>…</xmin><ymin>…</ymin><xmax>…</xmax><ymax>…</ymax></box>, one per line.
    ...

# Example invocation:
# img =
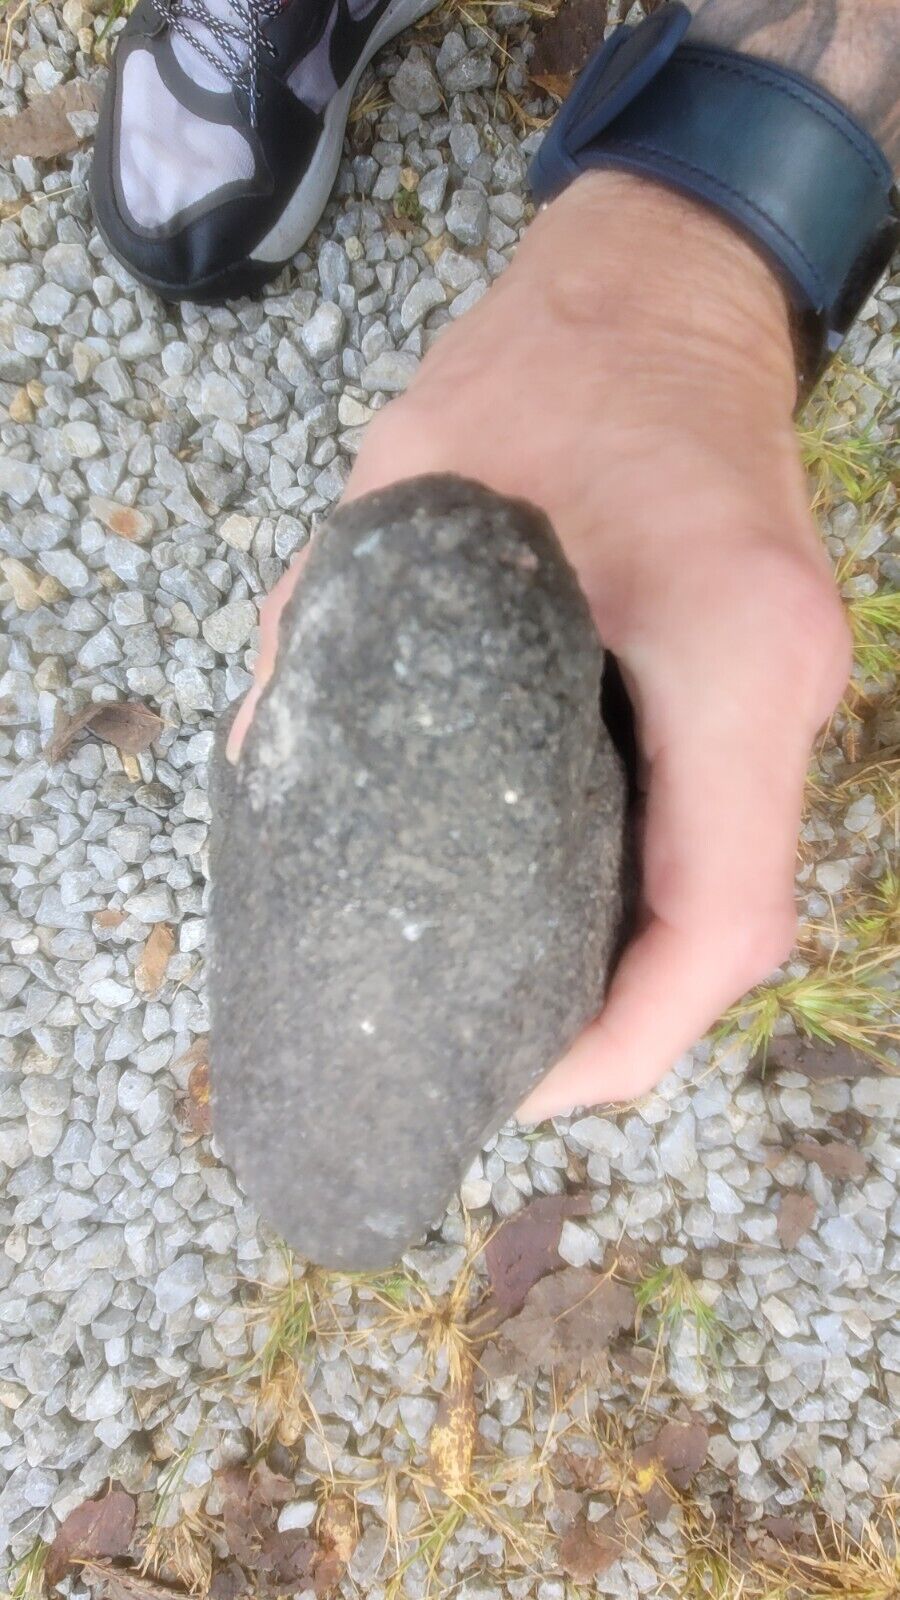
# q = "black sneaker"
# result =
<box><xmin>90</xmin><ymin>0</ymin><xmax>439</xmax><ymax>303</ymax></box>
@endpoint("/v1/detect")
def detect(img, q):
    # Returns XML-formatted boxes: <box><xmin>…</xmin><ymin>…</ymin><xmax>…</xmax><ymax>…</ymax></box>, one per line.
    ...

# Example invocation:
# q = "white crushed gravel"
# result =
<box><xmin>1</xmin><ymin>0</ymin><xmax>899</xmax><ymax>1585</ymax></box>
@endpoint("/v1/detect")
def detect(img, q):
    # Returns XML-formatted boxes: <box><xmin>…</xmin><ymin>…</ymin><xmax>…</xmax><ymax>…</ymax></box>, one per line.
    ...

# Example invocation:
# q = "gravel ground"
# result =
<box><xmin>1</xmin><ymin>0</ymin><xmax>899</xmax><ymax>1590</ymax></box>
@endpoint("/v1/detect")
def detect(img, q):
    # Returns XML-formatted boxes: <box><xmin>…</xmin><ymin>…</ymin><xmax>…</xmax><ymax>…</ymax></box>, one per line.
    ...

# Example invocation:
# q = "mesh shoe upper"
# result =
<box><xmin>117</xmin><ymin>45</ymin><xmax>257</xmax><ymax>230</ymax></box>
<box><xmin>90</xmin><ymin>0</ymin><xmax>401</xmax><ymax>296</ymax></box>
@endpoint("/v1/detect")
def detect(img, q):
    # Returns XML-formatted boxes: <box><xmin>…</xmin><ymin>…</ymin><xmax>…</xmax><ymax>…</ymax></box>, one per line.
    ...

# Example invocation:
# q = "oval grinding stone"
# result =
<box><xmin>210</xmin><ymin>475</ymin><xmax>630</xmax><ymax>1269</ymax></box>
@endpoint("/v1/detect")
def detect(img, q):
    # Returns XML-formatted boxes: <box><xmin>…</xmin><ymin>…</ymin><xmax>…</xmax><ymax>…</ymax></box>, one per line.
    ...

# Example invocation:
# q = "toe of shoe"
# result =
<box><xmin>89</xmin><ymin>41</ymin><xmax>278</xmax><ymax>301</ymax></box>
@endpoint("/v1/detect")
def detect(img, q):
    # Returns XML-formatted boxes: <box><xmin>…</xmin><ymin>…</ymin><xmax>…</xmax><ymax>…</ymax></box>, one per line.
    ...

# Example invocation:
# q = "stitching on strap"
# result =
<box><xmin>677</xmin><ymin>46</ymin><xmax>886</xmax><ymax>185</ymax></box>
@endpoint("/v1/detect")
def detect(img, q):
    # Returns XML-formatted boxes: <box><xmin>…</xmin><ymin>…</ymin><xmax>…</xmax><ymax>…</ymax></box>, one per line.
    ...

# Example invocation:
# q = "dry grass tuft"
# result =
<box><xmin>670</xmin><ymin>1496</ymin><xmax>900</xmax><ymax>1600</ymax></box>
<box><xmin>382</xmin><ymin>1455</ymin><xmax>545</xmax><ymax>1600</ymax></box>
<box><xmin>238</xmin><ymin>1256</ymin><xmax>346</xmax><ymax>1449</ymax></box>
<box><xmin>797</xmin><ymin>362</ymin><xmax>896</xmax><ymax>516</ymax></box>
<box><xmin>139</xmin><ymin>1429</ymin><xmax>211</xmax><ymax>1586</ymax></box>
<box><xmin>4</xmin><ymin>1541</ymin><xmax>48</xmax><ymax>1600</ymax></box>
<box><xmin>361</xmin><ymin>1229</ymin><xmax>487</xmax><ymax>1385</ymax></box>
<box><xmin>635</xmin><ymin>1264</ymin><xmax>723</xmax><ymax>1391</ymax></box>
<box><xmin>845</xmin><ymin>868</ymin><xmax>900</xmax><ymax>951</ymax></box>
<box><xmin>765</xmin><ymin>1497</ymin><xmax>900</xmax><ymax>1600</ymax></box>
<box><xmin>348</xmin><ymin>80</ymin><xmax>392</xmax><ymax>125</ymax></box>
<box><xmin>141</xmin><ymin>1510</ymin><xmax>215</xmax><ymax>1595</ymax></box>
<box><xmin>721</xmin><ymin>942</ymin><xmax>900</xmax><ymax>1070</ymax></box>
<box><xmin>846</xmin><ymin>590</ymin><xmax>900</xmax><ymax>683</ymax></box>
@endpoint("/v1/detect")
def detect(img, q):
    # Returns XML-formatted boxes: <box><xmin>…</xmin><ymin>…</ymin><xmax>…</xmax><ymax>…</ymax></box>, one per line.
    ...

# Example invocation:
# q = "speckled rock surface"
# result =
<box><xmin>210</xmin><ymin>476</ymin><xmax>629</xmax><ymax>1268</ymax></box>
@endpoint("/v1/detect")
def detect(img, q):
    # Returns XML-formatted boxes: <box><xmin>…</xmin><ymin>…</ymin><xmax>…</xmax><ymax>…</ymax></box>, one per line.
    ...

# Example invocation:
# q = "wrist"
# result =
<box><xmin>522</xmin><ymin>170</ymin><xmax>798</xmax><ymax>414</ymax></box>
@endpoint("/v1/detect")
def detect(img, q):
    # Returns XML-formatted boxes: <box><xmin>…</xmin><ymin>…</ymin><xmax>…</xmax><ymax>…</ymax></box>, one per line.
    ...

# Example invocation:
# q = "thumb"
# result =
<box><xmin>225</xmin><ymin>544</ymin><xmax>311</xmax><ymax>762</ymax></box>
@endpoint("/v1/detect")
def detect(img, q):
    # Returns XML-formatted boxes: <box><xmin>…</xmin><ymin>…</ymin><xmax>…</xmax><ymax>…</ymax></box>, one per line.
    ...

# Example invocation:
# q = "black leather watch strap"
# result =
<box><xmin>529</xmin><ymin>4</ymin><xmax>900</xmax><ymax>391</ymax></box>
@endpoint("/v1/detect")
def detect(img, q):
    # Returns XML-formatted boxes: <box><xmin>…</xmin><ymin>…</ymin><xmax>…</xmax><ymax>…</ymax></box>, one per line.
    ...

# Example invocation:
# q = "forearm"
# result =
<box><xmin>685</xmin><ymin>0</ymin><xmax>900</xmax><ymax>168</ymax></box>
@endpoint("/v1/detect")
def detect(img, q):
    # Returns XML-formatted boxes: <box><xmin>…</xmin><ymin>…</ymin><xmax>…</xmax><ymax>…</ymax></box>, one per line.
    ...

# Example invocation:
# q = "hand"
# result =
<box><xmin>228</xmin><ymin>171</ymin><xmax>851</xmax><ymax>1119</ymax></box>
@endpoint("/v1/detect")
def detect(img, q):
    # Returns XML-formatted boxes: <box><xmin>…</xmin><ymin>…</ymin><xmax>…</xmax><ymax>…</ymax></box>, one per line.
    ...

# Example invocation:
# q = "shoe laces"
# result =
<box><xmin>151</xmin><ymin>0</ymin><xmax>283</xmax><ymax>123</ymax></box>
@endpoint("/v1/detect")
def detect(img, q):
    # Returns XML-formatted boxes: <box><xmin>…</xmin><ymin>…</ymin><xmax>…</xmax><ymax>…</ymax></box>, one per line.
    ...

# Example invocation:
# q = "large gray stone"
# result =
<box><xmin>210</xmin><ymin>477</ymin><xmax>630</xmax><ymax>1269</ymax></box>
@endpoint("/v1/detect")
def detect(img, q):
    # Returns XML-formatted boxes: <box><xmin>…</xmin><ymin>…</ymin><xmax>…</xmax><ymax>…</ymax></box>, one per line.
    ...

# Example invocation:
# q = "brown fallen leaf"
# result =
<box><xmin>653</xmin><ymin>1416</ymin><xmax>709</xmax><ymax>1488</ymax></box>
<box><xmin>754</xmin><ymin>1514</ymin><xmax>819</xmax><ymax>1565</ymax></box>
<box><xmin>311</xmin><ymin>1552</ymin><xmax>345</xmax><ymax>1598</ymax></box>
<box><xmin>78</xmin><ymin>1560</ymin><xmax>189</xmax><ymax>1600</ymax></box>
<box><xmin>492</xmin><ymin>1266</ymin><xmax>634</xmax><ymax>1375</ymax></box>
<box><xmin>609</xmin><ymin>1342</ymin><xmax>655</xmax><ymax>1384</ymax></box>
<box><xmin>760</xmin><ymin>1035</ymin><xmax>882</xmax><ymax>1082</ymax></box>
<box><xmin>530</xmin><ymin>71</ymin><xmax>571</xmax><ymax>98</ymax></box>
<box><xmin>776</xmin><ymin>1191</ymin><xmax>818</xmax><ymax>1249</ymax></box>
<box><xmin>215</xmin><ymin>1470</ymin><xmax>345</xmax><ymax>1599</ymax></box>
<box><xmin>795</xmin><ymin>1137</ymin><xmax>867</xmax><ymax>1182</ymax></box>
<box><xmin>529</xmin><ymin>0</ymin><xmax>610</xmax><ymax>97</ymax></box>
<box><xmin>175</xmin><ymin>1037</ymin><xmax>212</xmax><ymax>1136</ymax></box>
<box><xmin>632</xmin><ymin>1415</ymin><xmax>708</xmax><ymax>1520</ymax></box>
<box><xmin>218</xmin><ymin>1471</ymin><xmax>261</xmax><ymax>1566</ymax></box>
<box><xmin>94</xmin><ymin>908</ymin><xmax>126</xmax><ymax>930</ymax></box>
<box><xmin>217</xmin><ymin>1463</ymin><xmax>292</xmax><ymax>1567</ymax></box>
<box><xmin>312</xmin><ymin>1497</ymin><xmax>358</xmax><ymax>1594</ymax></box>
<box><xmin>749</xmin><ymin>1528</ymin><xmax>814</xmax><ymax>1572</ymax></box>
<box><xmin>483</xmin><ymin>1192</ymin><xmax>593</xmax><ymax>1318</ymax></box>
<box><xmin>551</xmin><ymin>1485</ymin><xmax>583</xmax><ymax>1528</ymax></box>
<box><xmin>45</xmin><ymin>1489</ymin><xmax>136</xmax><ymax>1586</ymax></box>
<box><xmin>317</xmin><ymin>1497</ymin><xmax>358</xmax><ymax>1564</ymax></box>
<box><xmin>176</xmin><ymin>1037</ymin><xmax>210</xmax><ymax>1074</ymax></box>
<box><xmin>208</xmin><ymin>1561</ymin><xmax>247</xmax><ymax>1600</ymax></box>
<box><xmin>386</xmin><ymin>205</ymin><xmax>421</xmax><ymax>236</ymax></box>
<box><xmin>762</xmin><ymin>1515</ymin><xmax>804</xmax><ymax>1544</ymax></box>
<box><xmin>47</xmin><ymin>700</ymin><xmax>163</xmax><ymax>764</ymax></box>
<box><xmin>179</xmin><ymin>1055</ymin><xmax>212</xmax><ymax>1137</ymax></box>
<box><xmin>601</xmin><ymin>1240</ymin><xmax>653</xmax><ymax>1283</ymax></box>
<box><xmin>244</xmin><ymin>1461</ymin><xmax>294</xmax><ymax>1504</ymax></box>
<box><xmin>136</xmin><ymin>924</ymin><xmax>175</xmax><ymax>995</ymax></box>
<box><xmin>632</xmin><ymin>1443</ymin><xmax>676</xmax><ymax>1520</ymax></box>
<box><xmin>558</xmin><ymin>1511</ymin><xmax>624</xmax><ymax>1581</ymax></box>
<box><xmin>428</xmin><ymin>1366</ymin><xmax>476</xmax><ymax>1496</ymax></box>
<box><xmin>560</xmin><ymin>1447</ymin><xmax>608</xmax><ymax>1492</ymax></box>
<box><xmin>0</xmin><ymin>80</ymin><xmax>101</xmax><ymax>162</ymax></box>
<box><xmin>257</xmin><ymin>1529</ymin><xmax>317</xmax><ymax>1587</ymax></box>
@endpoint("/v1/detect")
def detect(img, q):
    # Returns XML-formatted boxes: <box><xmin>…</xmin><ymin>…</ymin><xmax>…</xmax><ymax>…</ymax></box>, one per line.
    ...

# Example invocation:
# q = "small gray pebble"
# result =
<box><xmin>418</xmin><ymin>163</ymin><xmax>449</xmax><ymax>213</ymax></box>
<box><xmin>446</xmin><ymin>189</ymin><xmax>490</xmax><ymax>248</ymax></box>
<box><xmin>400</xmin><ymin>275</ymin><xmax>446</xmax><ymax>331</ymax></box>
<box><xmin>301</xmin><ymin>301</ymin><xmax>346</xmax><ymax>362</ymax></box>
<box><xmin>360</xmin><ymin>348</ymin><xmax>420</xmax><ymax>393</ymax></box>
<box><xmin>390</xmin><ymin>53</ymin><xmax>442</xmax><ymax>114</ymax></box>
